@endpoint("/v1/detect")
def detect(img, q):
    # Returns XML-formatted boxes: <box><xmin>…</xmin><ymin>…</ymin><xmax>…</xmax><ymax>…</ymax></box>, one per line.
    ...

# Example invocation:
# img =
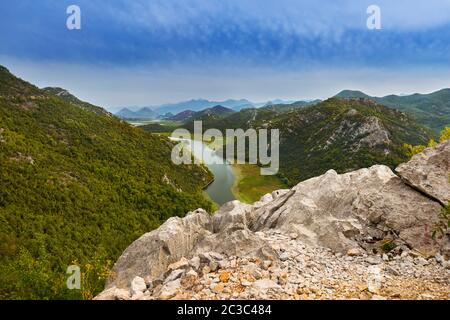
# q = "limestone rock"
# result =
<box><xmin>248</xmin><ymin>165</ymin><xmax>443</xmax><ymax>255</ymax></box>
<box><xmin>158</xmin><ymin>279</ymin><xmax>181</xmax><ymax>300</ymax></box>
<box><xmin>97</xmin><ymin>143</ymin><xmax>450</xmax><ymax>300</ymax></box>
<box><xmin>107</xmin><ymin>209</ymin><xmax>213</xmax><ymax>289</ymax></box>
<box><xmin>94</xmin><ymin>286</ymin><xmax>130</xmax><ymax>300</ymax></box>
<box><xmin>396</xmin><ymin>139</ymin><xmax>450</xmax><ymax>205</ymax></box>
<box><xmin>252</xmin><ymin>279</ymin><xmax>281</xmax><ymax>290</ymax></box>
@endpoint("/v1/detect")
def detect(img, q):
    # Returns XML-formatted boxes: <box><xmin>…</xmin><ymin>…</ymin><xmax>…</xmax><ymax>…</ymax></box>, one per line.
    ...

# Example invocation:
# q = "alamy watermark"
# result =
<box><xmin>66</xmin><ymin>265</ymin><xmax>81</xmax><ymax>290</ymax></box>
<box><xmin>65</xmin><ymin>5</ymin><xmax>381</xmax><ymax>32</ymax></box>
<box><xmin>171</xmin><ymin>121</ymin><xmax>279</xmax><ymax>176</ymax></box>
<box><xmin>367</xmin><ymin>5</ymin><xmax>382</xmax><ymax>30</ymax></box>
<box><xmin>66</xmin><ymin>5</ymin><xmax>81</xmax><ymax>30</ymax></box>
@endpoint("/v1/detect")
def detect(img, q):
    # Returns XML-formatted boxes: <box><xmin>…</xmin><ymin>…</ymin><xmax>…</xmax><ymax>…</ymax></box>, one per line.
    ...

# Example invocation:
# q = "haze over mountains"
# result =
<box><xmin>117</xmin><ymin>88</ymin><xmax>450</xmax><ymax>137</ymax></box>
<box><xmin>115</xmin><ymin>98</ymin><xmax>295</xmax><ymax>119</ymax></box>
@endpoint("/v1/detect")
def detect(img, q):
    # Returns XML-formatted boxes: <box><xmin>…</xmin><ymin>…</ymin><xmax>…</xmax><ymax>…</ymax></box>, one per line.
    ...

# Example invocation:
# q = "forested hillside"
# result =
<box><xmin>0</xmin><ymin>66</ymin><xmax>213</xmax><ymax>299</ymax></box>
<box><xmin>176</xmin><ymin>98</ymin><xmax>431</xmax><ymax>185</ymax></box>
<box><xmin>336</xmin><ymin>89</ymin><xmax>450</xmax><ymax>134</ymax></box>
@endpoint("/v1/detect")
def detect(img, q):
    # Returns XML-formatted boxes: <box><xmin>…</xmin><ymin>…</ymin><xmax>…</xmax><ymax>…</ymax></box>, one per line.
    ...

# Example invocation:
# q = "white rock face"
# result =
<box><xmin>106</xmin><ymin>209</ymin><xmax>213</xmax><ymax>289</ymax></box>
<box><xmin>396</xmin><ymin>139</ymin><xmax>450</xmax><ymax>205</ymax></box>
<box><xmin>130</xmin><ymin>276</ymin><xmax>147</xmax><ymax>296</ymax></box>
<box><xmin>248</xmin><ymin>165</ymin><xmax>443</xmax><ymax>254</ymax></box>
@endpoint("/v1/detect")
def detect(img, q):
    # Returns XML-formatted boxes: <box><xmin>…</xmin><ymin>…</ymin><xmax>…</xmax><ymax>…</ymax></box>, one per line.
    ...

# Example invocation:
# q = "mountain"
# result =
<box><xmin>157</xmin><ymin>112</ymin><xmax>174</xmax><ymax>120</ymax></box>
<box><xmin>181</xmin><ymin>98</ymin><xmax>431</xmax><ymax>185</ymax></box>
<box><xmin>181</xmin><ymin>105</ymin><xmax>236</xmax><ymax>131</ymax></box>
<box><xmin>0</xmin><ymin>66</ymin><xmax>213</xmax><ymax>299</ymax></box>
<box><xmin>335</xmin><ymin>90</ymin><xmax>372</xmax><ymax>99</ymax></box>
<box><xmin>335</xmin><ymin>89</ymin><xmax>450</xmax><ymax>134</ymax></box>
<box><xmin>116</xmin><ymin>107</ymin><xmax>158</xmax><ymax>120</ymax></box>
<box><xmin>169</xmin><ymin>110</ymin><xmax>196</xmax><ymax>121</ymax></box>
<box><xmin>116</xmin><ymin>107</ymin><xmax>137</xmax><ymax>119</ymax></box>
<box><xmin>153</xmin><ymin>99</ymin><xmax>254</xmax><ymax>115</ymax></box>
<box><xmin>191</xmin><ymin>105</ymin><xmax>235</xmax><ymax>120</ymax></box>
<box><xmin>42</xmin><ymin>87</ymin><xmax>109</xmax><ymax>116</ymax></box>
<box><xmin>260</xmin><ymin>99</ymin><xmax>321</xmax><ymax>113</ymax></box>
<box><xmin>96</xmin><ymin>140</ymin><xmax>450</xmax><ymax>300</ymax></box>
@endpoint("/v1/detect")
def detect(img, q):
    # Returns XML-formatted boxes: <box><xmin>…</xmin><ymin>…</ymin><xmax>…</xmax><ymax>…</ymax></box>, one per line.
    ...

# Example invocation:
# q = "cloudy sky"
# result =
<box><xmin>1</xmin><ymin>0</ymin><xmax>450</xmax><ymax>111</ymax></box>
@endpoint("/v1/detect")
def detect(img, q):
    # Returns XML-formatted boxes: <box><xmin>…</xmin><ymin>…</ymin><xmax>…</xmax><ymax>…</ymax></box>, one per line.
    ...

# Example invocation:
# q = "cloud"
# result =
<box><xmin>1</xmin><ymin>0</ymin><xmax>449</xmax><ymax>68</ymax></box>
<box><xmin>1</xmin><ymin>1</ymin><xmax>449</xmax><ymax>106</ymax></box>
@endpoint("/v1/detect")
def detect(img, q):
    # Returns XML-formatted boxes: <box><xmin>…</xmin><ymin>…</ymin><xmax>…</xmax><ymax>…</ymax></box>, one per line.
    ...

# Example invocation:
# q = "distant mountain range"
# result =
<box><xmin>116</xmin><ymin>107</ymin><xmax>158</xmax><ymax>120</ymax></box>
<box><xmin>170</xmin><ymin>105</ymin><xmax>235</xmax><ymax>122</ymax></box>
<box><xmin>118</xmin><ymin>88</ymin><xmax>450</xmax><ymax>137</ymax></box>
<box><xmin>335</xmin><ymin>89</ymin><xmax>450</xmax><ymax>134</ymax></box>
<box><xmin>115</xmin><ymin>98</ymin><xmax>295</xmax><ymax>119</ymax></box>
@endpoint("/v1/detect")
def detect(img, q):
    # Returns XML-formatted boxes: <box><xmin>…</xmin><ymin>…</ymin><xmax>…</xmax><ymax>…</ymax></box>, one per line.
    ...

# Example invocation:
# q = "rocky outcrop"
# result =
<box><xmin>98</xmin><ymin>141</ymin><xmax>450</xmax><ymax>300</ymax></box>
<box><xmin>396</xmin><ymin>139</ymin><xmax>450</xmax><ymax>205</ymax></box>
<box><xmin>106</xmin><ymin>209</ymin><xmax>213</xmax><ymax>289</ymax></box>
<box><xmin>249</xmin><ymin>165</ymin><xmax>443</xmax><ymax>255</ymax></box>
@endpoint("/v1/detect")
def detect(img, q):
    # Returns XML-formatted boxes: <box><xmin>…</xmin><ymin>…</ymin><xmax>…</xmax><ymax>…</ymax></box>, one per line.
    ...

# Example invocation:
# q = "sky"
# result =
<box><xmin>1</xmin><ymin>0</ymin><xmax>450</xmax><ymax>111</ymax></box>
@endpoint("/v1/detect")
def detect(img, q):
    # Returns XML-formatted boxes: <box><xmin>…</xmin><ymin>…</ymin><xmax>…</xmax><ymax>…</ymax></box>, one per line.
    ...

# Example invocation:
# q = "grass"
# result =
<box><xmin>231</xmin><ymin>164</ymin><xmax>287</xmax><ymax>204</ymax></box>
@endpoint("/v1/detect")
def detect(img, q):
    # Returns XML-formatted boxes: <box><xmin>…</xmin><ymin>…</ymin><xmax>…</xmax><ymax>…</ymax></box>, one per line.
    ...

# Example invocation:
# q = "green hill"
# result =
<box><xmin>270</xmin><ymin>98</ymin><xmax>431</xmax><ymax>184</ymax></box>
<box><xmin>182</xmin><ymin>98</ymin><xmax>431</xmax><ymax>185</ymax></box>
<box><xmin>335</xmin><ymin>89</ymin><xmax>450</xmax><ymax>134</ymax></box>
<box><xmin>0</xmin><ymin>66</ymin><xmax>213</xmax><ymax>299</ymax></box>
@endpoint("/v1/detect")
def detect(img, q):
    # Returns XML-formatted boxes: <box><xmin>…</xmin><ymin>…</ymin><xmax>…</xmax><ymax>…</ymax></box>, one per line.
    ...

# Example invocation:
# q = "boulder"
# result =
<box><xmin>248</xmin><ymin>165</ymin><xmax>443</xmax><ymax>255</ymax></box>
<box><xmin>212</xmin><ymin>200</ymin><xmax>252</xmax><ymax>233</ymax></box>
<box><xmin>396</xmin><ymin>139</ymin><xmax>450</xmax><ymax>205</ymax></box>
<box><xmin>106</xmin><ymin>209</ymin><xmax>213</xmax><ymax>289</ymax></box>
<box><xmin>93</xmin><ymin>286</ymin><xmax>130</xmax><ymax>300</ymax></box>
<box><xmin>97</xmin><ymin>143</ymin><xmax>450</xmax><ymax>299</ymax></box>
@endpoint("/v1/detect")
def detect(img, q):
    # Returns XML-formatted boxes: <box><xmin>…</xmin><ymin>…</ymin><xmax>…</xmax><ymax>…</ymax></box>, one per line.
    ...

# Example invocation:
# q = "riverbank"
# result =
<box><xmin>231</xmin><ymin>164</ymin><xmax>287</xmax><ymax>204</ymax></box>
<box><xmin>154</xmin><ymin>132</ymin><xmax>285</xmax><ymax>206</ymax></box>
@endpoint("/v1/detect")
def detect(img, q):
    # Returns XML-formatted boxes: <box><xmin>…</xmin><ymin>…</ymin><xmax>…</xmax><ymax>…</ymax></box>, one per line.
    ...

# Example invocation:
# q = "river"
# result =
<box><xmin>170</xmin><ymin>138</ymin><xmax>236</xmax><ymax>205</ymax></box>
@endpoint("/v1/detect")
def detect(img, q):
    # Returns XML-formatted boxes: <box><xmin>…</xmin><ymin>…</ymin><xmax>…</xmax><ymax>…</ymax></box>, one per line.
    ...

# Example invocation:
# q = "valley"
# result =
<box><xmin>1</xmin><ymin>65</ymin><xmax>449</xmax><ymax>300</ymax></box>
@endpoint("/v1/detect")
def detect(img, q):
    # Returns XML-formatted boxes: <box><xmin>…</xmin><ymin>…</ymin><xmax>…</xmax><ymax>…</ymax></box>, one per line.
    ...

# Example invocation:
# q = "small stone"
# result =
<box><xmin>252</xmin><ymin>269</ymin><xmax>262</xmax><ymax>280</ymax></box>
<box><xmin>165</xmin><ymin>269</ymin><xmax>185</xmax><ymax>283</ymax></box>
<box><xmin>241</xmin><ymin>280</ymin><xmax>252</xmax><ymax>287</ymax></box>
<box><xmin>347</xmin><ymin>248</ymin><xmax>363</xmax><ymax>257</ymax></box>
<box><xmin>262</xmin><ymin>260</ymin><xmax>272</xmax><ymax>270</ymax></box>
<box><xmin>419</xmin><ymin>293</ymin><xmax>434</xmax><ymax>300</ymax></box>
<box><xmin>400</xmin><ymin>250</ymin><xmax>410</xmax><ymax>258</ymax></box>
<box><xmin>219</xmin><ymin>271</ymin><xmax>231</xmax><ymax>283</ymax></box>
<box><xmin>131</xmin><ymin>276</ymin><xmax>147</xmax><ymax>296</ymax></box>
<box><xmin>371</xmin><ymin>295</ymin><xmax>387</xmax><ymax>300</ymax></box>
<box><xmin>279</xmin><ymin>252</ymin><xmax>290</xmax><ymax>261</ymax></box>
<box><xmin>252</xmin><ymin>279</ymin><xmax>281</xmax><ymax>290</ymax></box>
<box><xmin>152</xmin><ymin>278</ymin><xmax>164</xmax><ymax>287</ymax></box>
<box><xmin>414</xmin><ymin>257</ymin><xmax>429</xmax><ymax>266</ymax></box>
<box><xmin>382</xmin><ymin>254</ymin><xmax>389</xmax><ymax>262</ymax></box>
<box><xmin>209</xmin><ymin>252</ymin><xmax>224</xmax><ymax>261</ymax></box>
<box><xmin>167</xmin><ymin>257</ymin><xmax>189</xmax><ymax>272</ymax></box>
<box><xmin>202</xmin><ymin>265</ymin><xmax>211</xmax><ymax>274</ymax></box>
<box><xmin>209</xmin><ymin>261</ymin><xmax>219</xmax><ymax>272</ymax></box>
<box><xmin>212</xmin><ymin>284</ymin><xmax>224</xmax><ymax>293</ymax></box>
<box><xmin>144</xmin><ymin>275</ymin><xmax>153</xmax><ymax>289</ymax></box>
<box><xmin>366</xmin><ymin>256</ymin><xmax>382</xmax><ymax>265</ymax></box>
<box><xmin>189</xmin><ymin>256</ymin><xmax>201</xmax><ymax>270</ymax></box>
<box><xmin>385</xmin><ymin>266</ymin><xmax>400</xmax><ymax>276</ymax></box>
<box><xmin>159</xmin><ymin>279</ymin><xmax>181</xmax><ymax>300</ymax></box>
<box><xmin>186</xmin><ymin>269</ymin><xmax>198</xmax><ymax>278</ymax></box>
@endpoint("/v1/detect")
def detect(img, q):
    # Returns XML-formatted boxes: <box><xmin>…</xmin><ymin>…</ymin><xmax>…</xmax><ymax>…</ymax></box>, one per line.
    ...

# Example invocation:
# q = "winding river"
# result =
<box><xmin>170</xmin><ymin>138</ymin><xmax>236</xmax><ymax>205</ymax></box>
